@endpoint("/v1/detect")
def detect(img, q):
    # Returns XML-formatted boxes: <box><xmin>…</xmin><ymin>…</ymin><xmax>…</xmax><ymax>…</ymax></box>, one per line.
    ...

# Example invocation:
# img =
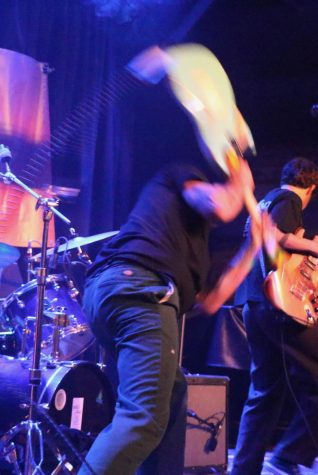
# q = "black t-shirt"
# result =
<box><xmin>87</xmin><ymin>165</ymin><xmax>213</xmax><ymax>313</ymax></box>
<box><xmin>235</xmin><ymin>188</ymin><xmax>303</xmax><ymax>305</ymax></box>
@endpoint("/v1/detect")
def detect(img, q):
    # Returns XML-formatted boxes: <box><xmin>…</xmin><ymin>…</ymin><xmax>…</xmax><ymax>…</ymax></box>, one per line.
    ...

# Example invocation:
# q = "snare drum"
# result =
<box><xmin>0</xmin><ymin>274</ymin><xmax>95</xmax><ymax>360</ymax></box>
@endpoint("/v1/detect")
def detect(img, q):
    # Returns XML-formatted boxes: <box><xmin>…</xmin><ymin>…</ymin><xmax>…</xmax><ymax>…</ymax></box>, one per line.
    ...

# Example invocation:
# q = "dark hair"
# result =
<box><xmin>280</xmin><ymin>157</ymin><xmax>318</xmax><ymax>188</ymax></box>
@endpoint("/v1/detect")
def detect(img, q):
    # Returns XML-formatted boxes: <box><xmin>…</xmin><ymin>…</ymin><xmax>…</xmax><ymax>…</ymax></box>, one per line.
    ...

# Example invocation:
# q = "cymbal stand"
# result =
<box><xmin>26</xmin><ymin>241</ymin><xmax>34</xmax><ymax>283</ymax></box>
<box><xmin>50</xmin><ymin>310</ymin><xmax>69</xmax><ymax>363</ymax></box>
<box><xmin>0</xmin><ymin>145</ymin><xmax>74</xmax><ymax>474</ymax></box>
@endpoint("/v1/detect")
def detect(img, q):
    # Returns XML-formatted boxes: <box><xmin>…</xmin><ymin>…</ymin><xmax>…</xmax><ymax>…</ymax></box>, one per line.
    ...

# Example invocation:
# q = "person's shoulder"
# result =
<box><xmin>273</xmin><ymin>187</ymin><xmax>301</xmax><ymax>205</ymax></box>
<box><xmin>260</xmin><ymin>187</ymin><xmax>302</xmax><ymax>214</ymax></box>
<box><xmin>263</xmin><ymin>187</ymin><xmax>298</xmax><ymax>203</ymax></box>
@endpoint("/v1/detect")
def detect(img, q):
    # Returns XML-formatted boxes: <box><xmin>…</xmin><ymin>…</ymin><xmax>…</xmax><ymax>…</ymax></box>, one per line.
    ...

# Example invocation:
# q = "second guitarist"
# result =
<box><xmin>231</xmin><ymin>157</ymin><xmax>318</xmax><ymax>475</ymax></box>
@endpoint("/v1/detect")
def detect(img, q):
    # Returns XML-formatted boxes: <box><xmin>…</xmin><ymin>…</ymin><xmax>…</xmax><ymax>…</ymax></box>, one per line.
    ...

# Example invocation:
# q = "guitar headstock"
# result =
<box><xmin>127</xmin><ymin>46</ymin><xmax>173</xmax><ymax>85</ymax></box>
<box><xmin>165</xmin><ymin>43</ymin><xmax>255</xmax><ymax>174</ymax></box>
<box><xmin>127</xmin><ymin>43</ymin><xmax>256</xmax><ymax>175</ymax></box>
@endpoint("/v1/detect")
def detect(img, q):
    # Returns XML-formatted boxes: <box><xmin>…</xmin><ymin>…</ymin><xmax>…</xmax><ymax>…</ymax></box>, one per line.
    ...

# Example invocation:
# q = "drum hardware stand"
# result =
<box><xmin>19</xmin><ymin>317</ymin><xmax>35</xmax><ymax>359</ymax></box>
<box><xmin>67</xmin><ymin>280</ymin><xmax>80</xmax><ymax>299</ymax></box>
<box><xmin>1</xmin><ymin>440</ymin><xmax>20</xmax><ymax>473</ymax></box>
<box><xmin>27</xmin><ymin>241</ymin><xmax>35</xmax><ymax>283</ymax></box>
<box><xmin>33</xmin><ymin>404</ymin><xmax>96</xmax><ymax>475</ymax></box>
<box><xmin>0</xmin><ymin>144</ymin><xmax>80</xmax><ymax>474</ymax></box>
<box><xmin>68</xmin><ymin>226</ymin><xmax>92</xmax><ymax>267</ymax></box>
<box><xmin>49</xmin><ymin>310</ymin><xmax>69</xmax><ymax>365</ymax></box>
<box><xmin>76</xmin><ymin>246</ymin><xmax>92</xmax><ymax>266</ymax></box>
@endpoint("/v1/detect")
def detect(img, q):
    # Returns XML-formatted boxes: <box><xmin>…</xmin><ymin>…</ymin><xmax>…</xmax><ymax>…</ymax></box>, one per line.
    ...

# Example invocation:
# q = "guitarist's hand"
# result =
<box><xmin>127</xmin><ymin>46</ymin><xmax>173</xmax><ymax>84</ymax></box>
<box><xmin>183</xmin><ymin>157</ymin><xmax>255</xmax><ymax>223</ymax></box>
<box><xmin>277</xmin><ymin>228</ymin><xmax>318</xmax><ymax>258</ymax></box>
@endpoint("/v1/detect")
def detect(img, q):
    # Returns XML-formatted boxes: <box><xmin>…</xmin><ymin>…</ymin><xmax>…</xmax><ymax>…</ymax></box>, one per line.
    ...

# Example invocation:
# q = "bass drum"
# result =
<box><xmin>0</xmin><ymin>274</ymin><xmax>95</xmax><ymax>361</ymax></box>
<box><xmin>0</xmin><ymin>356</ymin><xmax>115</xmax><ymax>435</ymax></box>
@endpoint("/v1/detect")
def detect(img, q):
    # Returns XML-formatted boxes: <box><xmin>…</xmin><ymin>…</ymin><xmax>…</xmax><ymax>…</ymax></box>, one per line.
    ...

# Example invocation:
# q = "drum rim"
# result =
<box><xmin>38</xmin><ymin>360</ymin><xmax>113</xmax><ymax>404</ymax></box>
<box><xmin>2</xmin><ymin>274</ymin><xmax>68</xmax><ymax>307</ymax></box>
<box><xmin>1</xmin><ymin>274</ymin><xmax>95</xmax><ymax>361</ymax></box>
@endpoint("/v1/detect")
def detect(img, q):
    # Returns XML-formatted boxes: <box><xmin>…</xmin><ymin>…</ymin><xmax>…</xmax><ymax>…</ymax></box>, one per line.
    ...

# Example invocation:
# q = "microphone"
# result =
<box><xmin>310</xmin><ymin>104</ymin><xmax>318</xmax><ymax>118</ymax></box>
<box><xmin>0</xmin><ymin>144</ymin><xmax>12</xmax><ymax>173</ymax></box>
<box><xmin>48</xmin><ymin>240</ymin><xmax>60</xmax><ymax>270</ymax></box>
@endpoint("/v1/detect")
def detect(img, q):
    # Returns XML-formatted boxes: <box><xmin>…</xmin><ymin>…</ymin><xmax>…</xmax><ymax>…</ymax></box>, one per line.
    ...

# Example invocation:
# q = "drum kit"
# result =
<box><xmin>0</xmin><ymin>232</ymin><xmax>117</xmax><ymax>362</ymax></box>
<box><xmin>0</xmin><ymin>145</ymin><xmax>118</xmax><ymax>474</ymax></box>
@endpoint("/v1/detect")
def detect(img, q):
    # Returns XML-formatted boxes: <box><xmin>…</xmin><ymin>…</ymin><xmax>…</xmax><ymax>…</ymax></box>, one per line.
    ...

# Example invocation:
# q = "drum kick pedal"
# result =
<box><xmin>0</xmin><ymin>437</ymin><xmax>20</xmax><ymax>474</ymax></box>
<box><xmin>0</xmin><ymin>420</ymin><xmax>76</xmax><ymax>475</ymax></box>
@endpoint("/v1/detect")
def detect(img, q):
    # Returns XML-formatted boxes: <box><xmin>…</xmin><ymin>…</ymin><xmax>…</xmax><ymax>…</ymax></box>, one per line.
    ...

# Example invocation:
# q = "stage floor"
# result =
<box><xmin>184</xmin><ymin>451</ymin><xmax>318</xmax><ymax>474</ymax></box>
<box><xmin>227</xmin><ymin>450</ymin><xmax>317</xmax><ymax>474</ymax></box>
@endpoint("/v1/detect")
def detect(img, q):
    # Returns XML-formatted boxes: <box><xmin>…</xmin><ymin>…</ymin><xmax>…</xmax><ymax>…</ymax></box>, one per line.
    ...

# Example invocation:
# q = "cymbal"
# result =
<box><xmin>32</xmin><ymin>230</ymin><xmax>118</xmax><ymax>260</ymax></box>
<box><xmin>0</xmin><ymin>242</ymin><xmax>20</xmax><ymax>268</ymax></box>
<box><xmin>41</xmin><ymin>184</ymin><xmax>80</xmax><ymax>198</ymax></box>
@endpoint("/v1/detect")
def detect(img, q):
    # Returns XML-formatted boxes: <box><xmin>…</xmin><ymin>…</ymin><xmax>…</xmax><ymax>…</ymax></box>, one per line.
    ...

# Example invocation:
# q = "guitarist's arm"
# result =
<box><xmin>183</xmin><ymin>158</ymin><xmax>261</xmax><ymax>314</ymax></box>
<box><xmin>276</xmin><ymin>228</ymin><xmax>318</xmax><ymax>257</ymax></box>
<box><xmin>196</xmin><ymin>211</ymin><xmax>266</xmax><ymax>314</ymax></box>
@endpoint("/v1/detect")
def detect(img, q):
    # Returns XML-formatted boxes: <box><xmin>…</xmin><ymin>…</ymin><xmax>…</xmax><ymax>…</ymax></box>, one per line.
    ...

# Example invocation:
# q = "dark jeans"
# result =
<box><xmin>231</xmin><ymin>301</ymin><xmax>318</xmax><ymax>475</ymax></box>
<box><xmin>78</xmin><ymin>262</ymin><xmax>187</xmax><ymax>475</ymax></box>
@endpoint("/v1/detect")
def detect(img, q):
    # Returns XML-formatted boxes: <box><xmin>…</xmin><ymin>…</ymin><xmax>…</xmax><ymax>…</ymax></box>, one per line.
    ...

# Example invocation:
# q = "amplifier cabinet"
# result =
<box><xmin>184</xmin><ymin>374</ymin><xmax>229</xmax><ymax>474</ymax></box>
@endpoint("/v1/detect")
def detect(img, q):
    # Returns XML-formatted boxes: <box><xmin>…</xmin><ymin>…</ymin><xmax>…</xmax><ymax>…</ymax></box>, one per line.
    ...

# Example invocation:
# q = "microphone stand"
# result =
<box><xmin>0</xmin><ymin>147</ymin><xmax>74</xmax><ymax>475</ymax></box>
